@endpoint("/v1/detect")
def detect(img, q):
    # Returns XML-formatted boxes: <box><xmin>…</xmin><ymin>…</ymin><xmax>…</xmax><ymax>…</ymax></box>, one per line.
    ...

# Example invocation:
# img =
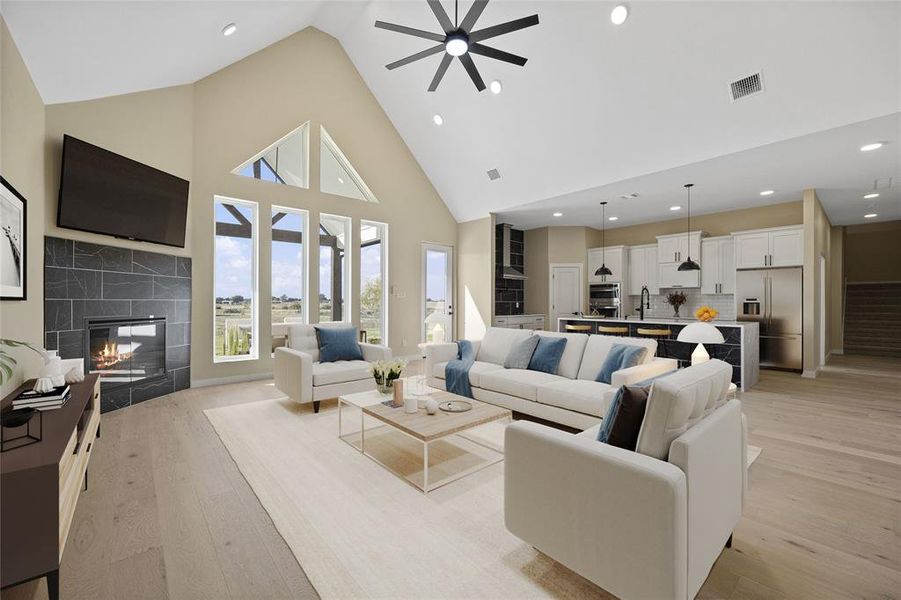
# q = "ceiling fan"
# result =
<box><xmin>374</xmin><ymin>0</ymin><xmax>539</xmax><ymax>92</ymax></box>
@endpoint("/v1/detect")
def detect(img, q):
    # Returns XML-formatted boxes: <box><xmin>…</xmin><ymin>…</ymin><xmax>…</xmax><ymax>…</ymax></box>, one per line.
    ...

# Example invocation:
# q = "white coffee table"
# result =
<box><xmin>338</xmin><ymin>385</ymin><xmax>511</xmax><ymax>493</ymax></box>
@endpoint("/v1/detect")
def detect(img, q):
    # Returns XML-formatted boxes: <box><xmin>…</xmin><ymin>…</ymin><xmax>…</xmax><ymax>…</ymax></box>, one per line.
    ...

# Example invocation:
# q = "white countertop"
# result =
<box><xmin>557</xmin><ymin>316</ymin><xmax>757</xmax><ymax>328</ymax></box>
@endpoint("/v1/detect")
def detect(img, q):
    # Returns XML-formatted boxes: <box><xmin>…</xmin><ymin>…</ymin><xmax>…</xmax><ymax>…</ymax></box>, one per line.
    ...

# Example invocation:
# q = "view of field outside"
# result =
<box><xmin>214</xmin><ymin>200</ymin><xmax>255</xmax><ymax>359</ymax></box>
<box><xmin>424</xmin><ymin>249</ymin><xmax>449</xmax><ymax>343</ymax></box>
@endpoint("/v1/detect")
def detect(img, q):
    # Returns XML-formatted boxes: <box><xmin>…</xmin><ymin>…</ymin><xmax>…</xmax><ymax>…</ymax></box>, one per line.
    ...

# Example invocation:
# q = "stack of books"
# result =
<box><xmin>13</xmin><ymin>385</ymin><xmax>71</xmax><ymax>411</ymax></box>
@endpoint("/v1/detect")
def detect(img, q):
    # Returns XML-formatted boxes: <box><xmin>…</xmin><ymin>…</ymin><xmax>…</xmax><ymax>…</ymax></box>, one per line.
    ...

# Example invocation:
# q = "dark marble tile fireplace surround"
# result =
<box><xmin>44</xmin><ymin>237</ymin><xmax>191</xmax><ymax>412</ymax></box>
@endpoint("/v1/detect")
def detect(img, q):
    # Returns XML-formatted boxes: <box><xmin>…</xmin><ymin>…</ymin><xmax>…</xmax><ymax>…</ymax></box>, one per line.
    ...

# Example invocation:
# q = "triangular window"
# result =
<box><xmin>320</xmin><ymin>126</ymin><xmax>378</xmax><ymax>203</ymax></box>
<box><xmin>232</xmin><ymin>122</ymin><xmax>309</xmax><ymax>188</ymax></box>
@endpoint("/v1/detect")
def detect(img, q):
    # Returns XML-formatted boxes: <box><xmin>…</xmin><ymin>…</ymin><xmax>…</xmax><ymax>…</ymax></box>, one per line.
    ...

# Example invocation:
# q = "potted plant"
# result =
<box><xmin>666</xmin><ymin>291</ymin><xmax>687</xmax><ymax>318</ymax></box>
<box><xmin>370</xmin><ymin>359</ymin><xmax>406</xmax><ymax>397</ymax></box>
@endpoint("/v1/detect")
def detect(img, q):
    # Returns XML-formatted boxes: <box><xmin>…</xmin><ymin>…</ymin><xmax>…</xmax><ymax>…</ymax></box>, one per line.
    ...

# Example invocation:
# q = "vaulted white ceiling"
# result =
<box><xmin>3</xmin><ymin>1</ymin><xmax>899</xmax><ymax>227</ymax></box>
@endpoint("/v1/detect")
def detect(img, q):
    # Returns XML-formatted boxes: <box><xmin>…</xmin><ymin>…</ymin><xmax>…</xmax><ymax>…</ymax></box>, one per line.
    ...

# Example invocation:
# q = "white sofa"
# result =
<box><xmin>424</xmin><ymin>327</ymin><xmax>677</xmax><ymax>429</ymax></box>
<box><xmin>274</xmin><ymin>323</ymin><xmax>391</xmax><ymax>412</ymax></box>
<box><xmin>505</xmin><ymin>360</ymin><xmax>745</xmax><ymax>600</ymax></box>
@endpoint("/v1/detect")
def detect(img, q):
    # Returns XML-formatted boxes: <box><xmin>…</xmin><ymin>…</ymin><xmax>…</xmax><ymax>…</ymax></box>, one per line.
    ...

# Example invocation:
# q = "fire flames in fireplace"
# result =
<box><xmin>93</xmin><ymin>342</ymin><xmax>133</xmax><ymax>369</ymax></box>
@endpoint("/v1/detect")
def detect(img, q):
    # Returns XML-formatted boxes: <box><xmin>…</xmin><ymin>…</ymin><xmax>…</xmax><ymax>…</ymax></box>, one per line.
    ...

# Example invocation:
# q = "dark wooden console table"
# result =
<box><xmin>1</xmin><ymin>374</ymin><xmax>101</xmax><ymax>600</ymax></box>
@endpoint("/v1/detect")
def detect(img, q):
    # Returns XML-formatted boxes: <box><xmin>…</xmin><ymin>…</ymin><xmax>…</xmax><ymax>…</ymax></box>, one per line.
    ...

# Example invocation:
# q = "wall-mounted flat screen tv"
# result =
<box><xmin>57</xmin><ymin>135</ymin><xmax>190</xmax><ymax>248</ymax></box>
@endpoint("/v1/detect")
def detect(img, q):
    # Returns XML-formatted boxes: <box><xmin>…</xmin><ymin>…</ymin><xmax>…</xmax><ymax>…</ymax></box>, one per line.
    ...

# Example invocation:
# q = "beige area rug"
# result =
<box><xmin>205</xmin><ymin>398</ymin><xmax>609</xmax><ymax>599</ymax></box>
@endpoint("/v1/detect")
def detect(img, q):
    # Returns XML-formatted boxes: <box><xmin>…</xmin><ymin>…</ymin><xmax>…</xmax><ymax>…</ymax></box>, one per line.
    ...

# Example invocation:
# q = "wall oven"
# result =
<box><xmin>589</xmin><ymin>283</ymin><xmax>621</xmax><ymax>318</ymax></box>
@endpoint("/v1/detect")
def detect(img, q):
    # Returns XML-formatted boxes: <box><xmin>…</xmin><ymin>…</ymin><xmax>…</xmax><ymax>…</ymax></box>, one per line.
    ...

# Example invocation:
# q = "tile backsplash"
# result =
<box><xmin>624</xmin><ymin>288</ymin><xmax>736</xmax><ymax>321</ymax></box>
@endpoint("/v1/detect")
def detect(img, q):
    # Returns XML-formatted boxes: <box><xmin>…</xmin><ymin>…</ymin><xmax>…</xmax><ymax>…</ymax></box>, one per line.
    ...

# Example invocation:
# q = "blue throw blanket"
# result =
<box><xmin>445</xmin><ymin>340</ymin><xmax>475</xmax><ymax>398</ymax></box>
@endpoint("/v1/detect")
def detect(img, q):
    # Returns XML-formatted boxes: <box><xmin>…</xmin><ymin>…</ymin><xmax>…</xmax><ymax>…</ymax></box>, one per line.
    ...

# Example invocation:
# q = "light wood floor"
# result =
<box><xmin>5</xmin><ymin>367</ymin><xmax>900</xmax><ymax>600</ymax></box>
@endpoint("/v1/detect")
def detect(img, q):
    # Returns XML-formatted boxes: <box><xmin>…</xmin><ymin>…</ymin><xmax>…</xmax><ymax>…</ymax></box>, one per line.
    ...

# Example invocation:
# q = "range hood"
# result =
<box><xmin>500</xmin><ymin>224</ymin><xmax>527</xmax><ymax>280</ymax></box>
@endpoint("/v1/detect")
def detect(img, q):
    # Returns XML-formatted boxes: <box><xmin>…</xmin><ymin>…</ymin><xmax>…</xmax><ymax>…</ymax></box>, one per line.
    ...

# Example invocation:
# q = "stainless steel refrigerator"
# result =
<box><xmin>736</xmin><ymin>267</ymin><xmax>803</xmax><ymax>370</ymax></box>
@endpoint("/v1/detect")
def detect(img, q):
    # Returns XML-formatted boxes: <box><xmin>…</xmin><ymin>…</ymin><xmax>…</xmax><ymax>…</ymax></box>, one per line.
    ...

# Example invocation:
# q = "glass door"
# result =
<box><xmin>422</xmin><ymin>243</ymin><xmax>453</xmax><ymax>343</ymax></box>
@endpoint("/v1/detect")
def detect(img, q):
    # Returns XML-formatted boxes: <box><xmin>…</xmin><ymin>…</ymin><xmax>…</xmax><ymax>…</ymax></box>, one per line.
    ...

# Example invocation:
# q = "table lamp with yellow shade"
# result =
<box><xmin>677</xmin><ymin>322</ymin><xmax>725</xmax><ymax>365</ymax></box>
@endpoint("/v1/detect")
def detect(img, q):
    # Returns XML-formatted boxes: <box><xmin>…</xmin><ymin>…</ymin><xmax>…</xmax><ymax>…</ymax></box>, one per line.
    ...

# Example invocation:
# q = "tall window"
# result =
<box><xmin>360</xmin><ymin>221</ymin><xmax>388</xmax><ymax>344</ymax></box>
<box><xmin>214</xmin><ymin>197</ymin><xmax>258</xmax><ymax>361</ymax></box>
<box><xmin>319</xmin><ymin>214</ymin><xmax>351</xmax><ymax>323</ymax></box>
<box><xmin>271</xmin><ymin>207</ymin><xmax>308</xmax><ymax>325</ymax></box>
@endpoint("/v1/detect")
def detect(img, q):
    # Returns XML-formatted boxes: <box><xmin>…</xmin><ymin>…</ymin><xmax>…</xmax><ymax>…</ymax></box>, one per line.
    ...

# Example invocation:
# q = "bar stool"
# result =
<box><xmin>636</xmin><ymin>327</ymin><xmax>672</xmax><ymax>357</ymax></box>
<box><xmin>598</xmin><ymin>325</ymin><xmax>629</xmax><ymax>337</ymax></box>
<box><xmin>564</xmin><ymin>324</ymin><xmax>593</xmax><ymax>334</ymax></box>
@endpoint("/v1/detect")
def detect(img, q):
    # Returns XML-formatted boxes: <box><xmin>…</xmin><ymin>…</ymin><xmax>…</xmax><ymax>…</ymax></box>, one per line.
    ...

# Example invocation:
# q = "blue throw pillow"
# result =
<box><xmin>596</xmin><ymin>386</ymin><xmax>625</xmax><ymax>443</ymax></box>
<box><xmin>595</xmin><ymin>344</ymin><xmax>648</xmax><ymax>384</ymax></box>
<box><xmin>315</xmin><ymin>326</ymin><xmax>364</xmax><ymax>362</ymax></box>
<box><xmin>527</xmin><ymin>336</ymin><xmax>567</xmax><ymax>374</ymax></box>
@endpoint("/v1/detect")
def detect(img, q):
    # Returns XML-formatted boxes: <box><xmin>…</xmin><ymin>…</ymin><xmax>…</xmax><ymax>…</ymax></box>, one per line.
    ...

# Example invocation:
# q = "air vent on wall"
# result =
<box><xmin>487</xmin><ymin>168</ymin><xmax>501</xmax><ymax>181</ymax></box>
<box><xmin>729</xmin><ymin>71</ymin><xmax>764</xmax><ymax>102</ymax></box>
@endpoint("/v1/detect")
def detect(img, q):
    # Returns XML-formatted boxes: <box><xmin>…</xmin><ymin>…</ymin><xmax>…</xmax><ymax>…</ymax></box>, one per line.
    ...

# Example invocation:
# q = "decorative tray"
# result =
<box><xmin>439</xmin><ymin>400</ymin><xmax>472</xmax><ymax>413</ymax></box>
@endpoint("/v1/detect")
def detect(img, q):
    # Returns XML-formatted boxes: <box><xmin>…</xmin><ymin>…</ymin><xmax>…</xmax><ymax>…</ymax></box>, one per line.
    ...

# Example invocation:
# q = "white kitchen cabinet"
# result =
<box><xmin>656</xmin><ymin>231</ymin><xmax>703</xmax><ymax>288</ymax></box>
<box><xmin>659</xmin><ymin>262</ymin><xmax>701</xmax><ymax>288</ymax></box>
<box><xmin>588</xmin><ymin>246</ymin><xmax>626</xmax><ymax>284</ymax></box>
<box><xmin>657</xmin><ymin>232</ymin><xmax>702</xmax><ymax>265</ymax></box>
<box><xmin>769</xmin><ymin>228</ymin><xmax>804</xmax><ymax>267</ymax></box>
<box><xmin>701</xmin><ymin>236</ymin><xmax>734</xmax><ymax>295</ymax></box>
<box><xmin>733</xmin><ymin>226</ymin><xmax>803</xmax><ymax>269</ymax></box>
<box><xmin>627</xmin><ymin>245</ymin><xmax>659</xmax><ymax>295</ymax></box>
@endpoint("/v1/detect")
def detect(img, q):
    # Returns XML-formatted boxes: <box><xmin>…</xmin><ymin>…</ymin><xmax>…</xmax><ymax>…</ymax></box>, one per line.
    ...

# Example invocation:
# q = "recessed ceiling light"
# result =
<box><xmin>222</xmin><ymin>22</ymin><xmax>237</xmax><ymax>36</ymax></box>
<box><xmin>608</xmin><ymin>216</ymin><xmax>619</xmax><ymax>221</ymax></box>
<box><xmin>553</xmin><ymin>212</ymin><xmax>563</xmax><ymax>217</ymax></box>
<box><xmin>760</xmin><ymin>190</ymin><xmax>775</xmax><ymax>196</ymax></box>
<box><xmin>860</xmin><ymin>142</ymin><xmax>883</xmax><ymax>152</ymax></box>
<box><xmin>670</xmin><ymin>205</ymin><xmax>681</xmax><ymax>211</ymax></box>
<box><xmin>610</xmin><ymin>5</ymin><xmax>629</xmax><ymax>25</ymax></box>
<box><xmin>432</xmin><ymin>114</ymin><xmax>444</xmax><ymax>126</ymax></box>
<box><xmin>864</xmin><ymin>213</ymin><xmax>878</xmax><ymax>218</ymax></box>
<box><xmin>863</xmin><ymin>192</ymin><xmax>879</xmax><ymax>199</ymax></box>
<box><xmin>489</xmin><ymin>80</ymin><xmax>502</xmax><ymax>94</ymax></box>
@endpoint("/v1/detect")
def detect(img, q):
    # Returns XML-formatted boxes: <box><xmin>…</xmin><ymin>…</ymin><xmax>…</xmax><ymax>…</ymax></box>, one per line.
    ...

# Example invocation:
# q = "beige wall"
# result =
<box><xmin>0</xmin><ymin>18</ymin><xmax>47</xmax><ymax>396</ymax></box>
<box><xmin>596</xmin><ymin>201</ymin><xmax>804</xmax><ymax>247</ymax></box>
<box><xmin>829</xmin><ymin>226</ymin><xmax>844</xmax><ymax>353</ymax></box>
<box><xmin>457</xmin><ymin>216</ymin><xmax>494</xmax><ymax>340</ymax></box>
<box><xmin>44</xmin><ymin>85</ymin><xmax>195</xmax><ymax>255</ymax></box>
<box><xmin>26</xmin><ymin>27</ymin><xmax>457</xmax><ymax>386</ymax></box>
<box><xmin>524</xmin><ymin>228</ymin><xmax>549</xmax><ymax>321</ymax></box>
<box><xmin>524</xmin><ymin>226</ymin><xmax>590</xmax><ymax>324</ymax></box>
<box><xmin>802</xmin><ymin>189</ymin><xmax>833</xmax><ymax>375</ymax></box>
<box><xmin>843</xmin><ymin>220</ymin><xmax>901</xmax><ymax>283</ymax></box>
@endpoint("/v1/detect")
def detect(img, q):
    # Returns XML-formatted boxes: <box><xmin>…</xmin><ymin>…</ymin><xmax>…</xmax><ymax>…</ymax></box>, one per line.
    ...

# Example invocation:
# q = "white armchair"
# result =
<box><xmin>505</xmin><ymin>361</ymin><xmax>743</xmax><ymax>600</ymax></box>
<box><xmin>274</xmin><ymin>323</ymin><xmax>391</xmax><ymax>412</ymax></box>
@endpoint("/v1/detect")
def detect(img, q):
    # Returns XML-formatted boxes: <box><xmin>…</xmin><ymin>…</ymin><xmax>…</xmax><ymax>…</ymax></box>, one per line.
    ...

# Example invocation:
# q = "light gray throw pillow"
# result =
<box><xmin>503</xmin><ymin>335</ymin><xmax>540</xmax><ymax>369</ymax></box>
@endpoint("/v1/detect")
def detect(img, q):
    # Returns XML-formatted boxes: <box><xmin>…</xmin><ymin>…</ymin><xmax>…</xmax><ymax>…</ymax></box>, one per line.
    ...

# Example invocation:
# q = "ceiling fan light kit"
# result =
<box><xmin>375</xmin><ymin>0</ymin><xmax>539</xmax><ymax>92</ymax></box>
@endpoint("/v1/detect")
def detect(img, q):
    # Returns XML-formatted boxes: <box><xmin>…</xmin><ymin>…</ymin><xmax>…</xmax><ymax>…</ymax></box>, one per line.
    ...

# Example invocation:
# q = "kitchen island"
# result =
<box><xmin>557</xmin><ymin>316</ymin><xmax>759</xmax><ymax>391</ymax></box>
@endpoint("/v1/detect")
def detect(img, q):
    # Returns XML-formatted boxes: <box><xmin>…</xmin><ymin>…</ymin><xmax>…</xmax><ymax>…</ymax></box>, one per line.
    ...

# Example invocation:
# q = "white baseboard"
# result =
<box><xmin>831</xmin><ymin>348</ymin><xmax>844</xmax><ymax>355</ymax></box>
<box><xmin>192</xmin><ymin>372</ymin><xmax>273</xmax><ymax>388</ymax></box>
<box><xmin>801</xmin><ymin>368</ymin><xmax>819</xmax><ymax>379</ymax></box>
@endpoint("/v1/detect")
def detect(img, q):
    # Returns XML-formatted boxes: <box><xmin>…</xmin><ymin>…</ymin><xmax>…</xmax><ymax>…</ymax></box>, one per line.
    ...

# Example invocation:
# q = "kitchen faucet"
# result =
<box><xmin>636</xmin><ymin>285</ymin><xmax>650</xmax><ymax>320</ymax></box>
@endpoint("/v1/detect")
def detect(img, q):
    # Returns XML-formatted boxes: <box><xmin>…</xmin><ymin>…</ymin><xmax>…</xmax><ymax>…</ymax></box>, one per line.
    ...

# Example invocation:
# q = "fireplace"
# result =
<box><xmin>85</xmin><ymin>317</ymin><xmax>167</xmax><ymax>388</ymax></box>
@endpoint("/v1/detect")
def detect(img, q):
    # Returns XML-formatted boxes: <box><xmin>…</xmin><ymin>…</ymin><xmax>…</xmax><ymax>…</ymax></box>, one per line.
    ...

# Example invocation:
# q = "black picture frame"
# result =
<box><xmin>0</xmin><ymin>175</ymin><xmax>27</xmax><ymax>301</ymax></box>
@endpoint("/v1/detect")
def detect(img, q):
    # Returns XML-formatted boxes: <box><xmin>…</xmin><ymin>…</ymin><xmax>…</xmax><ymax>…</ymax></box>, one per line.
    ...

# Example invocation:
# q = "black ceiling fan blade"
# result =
<box><xmin>386</xmin><ymin>44</ymin><xmax>446</xmax><ymax>70</ymax></box>
<box><xmin>428</xmin><ymin>53</ymin><xmax>454</xmax><ymax>91</ymax></box>
<box><xmin>374</xmin><ymin>20</ymin><xmax>445</xmax><ymax>43</ymax></box>
<box><xmin>469</xmin><ymin>14</ymin><xmax>539</xmax><ymax>43</ymax></box>
<box><xmin>426</xmin><ymin>0</ymin><xmax>455</xmax><ymax>33</ymax></box>
<box><xmin>459</xmin><ymin>0</ymin><xmax>490</xmax><ymax>33</ymax></box>
<box><xmin>458</xmin><ymin>53</ymin><xmax>486</xmax><ymax>91</ymax></box>
<box><xmin>469</xmin><ymin>43</ymin><xmax>527</xmax><ymax>66</ymax></box>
